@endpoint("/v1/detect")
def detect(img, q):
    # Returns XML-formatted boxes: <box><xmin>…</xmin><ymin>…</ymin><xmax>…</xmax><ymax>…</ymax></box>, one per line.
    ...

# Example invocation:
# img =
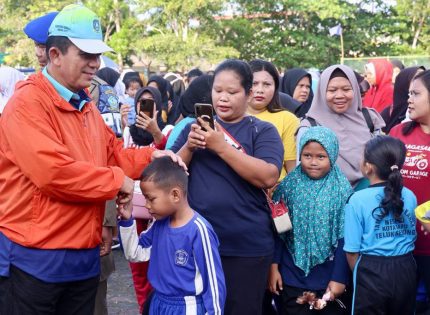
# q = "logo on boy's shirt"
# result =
<box><xmin>175</xmin><ymin>249</ymin><xmax>189</xmax><ymax>266</ymax></box>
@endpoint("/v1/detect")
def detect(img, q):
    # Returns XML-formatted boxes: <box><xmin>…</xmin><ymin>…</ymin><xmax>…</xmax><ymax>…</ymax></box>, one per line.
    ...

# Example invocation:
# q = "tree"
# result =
<box><xmin>134</xmin><ymin>0</ymin><xmax>238</xmax><ymax>72</ymax></box>
<box><xmin>0</xmin><ymin>0</ymin><xmax>72</xmax><ymax>67</ymax></box>
<box><xmin>84</xmin><ymin>0</ymin><xmax>141</xmax><ymax>68</ymax></box>
<box><xmin>212</xmin><ymin>0</ymin><xmax>411</xmax><ymax>70</ymax></box>
<box><xmin>396</xmin><ymin>0</ymin><xmax>430</xmax><ymax>51</ymax></box>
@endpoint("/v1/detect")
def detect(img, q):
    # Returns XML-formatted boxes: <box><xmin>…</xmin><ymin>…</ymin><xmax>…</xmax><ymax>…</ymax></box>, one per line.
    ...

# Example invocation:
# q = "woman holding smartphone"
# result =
<box><xmin>122</xmin><ymin>86</ymin><xmax>169</xmax><ymax>149</ymax></box>
<box><xmin>171</xmin><ymin>59</ymin><xmax>284</xmax><ymax>315</ymax></box>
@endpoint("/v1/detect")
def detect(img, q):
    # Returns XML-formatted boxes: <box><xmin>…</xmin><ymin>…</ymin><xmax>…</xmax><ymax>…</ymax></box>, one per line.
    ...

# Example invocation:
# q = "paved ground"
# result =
<box><xmin>107</xmin><ymin>249</ymin><xmax>140</xmax><ymax>314</ymax></box>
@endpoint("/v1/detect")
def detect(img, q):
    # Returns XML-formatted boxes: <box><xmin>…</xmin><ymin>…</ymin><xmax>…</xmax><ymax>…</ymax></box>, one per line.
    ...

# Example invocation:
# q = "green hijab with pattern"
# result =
<box><xmin>273</xmin><ymin>126</ymin><xmax>353</xmax><ymax>276</ymax></box>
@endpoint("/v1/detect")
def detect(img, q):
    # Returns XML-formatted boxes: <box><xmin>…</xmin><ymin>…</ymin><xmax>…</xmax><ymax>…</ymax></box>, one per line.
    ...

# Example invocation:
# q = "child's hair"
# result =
<box><xmin>140</xmin><ymin>156</ymin><xmax>188</xmax><ymax>195</ymax></box>
<box><xmin>402</xmin><ymin>70</ymin><xmax>430</xmax><ymax>135</ymax></box>
<box><xmin>214</xmin><ymin>59</ymin><xmax>253</xmax><ymax>95</ymax></box>
<box><xmin>187</xmin><ymin>68</ymin><xmax>204</xmax><ymax>80</ymax></box>
<box><xmin>125</xmin><ymin>77</ymin><xmax>144</xmax><ymax>90</ymax></box>
<box><xmin>248</xmin><ymin>59</ymin><xmax>283</xmax><ymax>113</ymax></box>
<box><xmin>364</xmin><ymin>135</ymin><xmax>407</xmax><ymax>221</ymax></box>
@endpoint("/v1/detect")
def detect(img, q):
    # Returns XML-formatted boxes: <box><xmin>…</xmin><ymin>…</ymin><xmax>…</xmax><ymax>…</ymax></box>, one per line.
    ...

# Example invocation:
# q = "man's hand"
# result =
<box><xmin>100</xmin><ymin>226</ymin><xmax>112</xmax><ymax>257</ymax></box>
<box><xmin>117</xmin><ymin>176</ymin><xmax>134</xmax><ymax>206</ymax></box>
<box><xmin>151</xmin><ymin>150</ymin><xmax>188</xmax><ymax>173</ymax></box>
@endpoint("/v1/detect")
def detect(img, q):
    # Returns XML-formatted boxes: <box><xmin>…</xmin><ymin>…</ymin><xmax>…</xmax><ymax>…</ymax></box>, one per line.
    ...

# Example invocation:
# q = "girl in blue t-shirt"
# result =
<box><xmin>344</xmin><ymin>135</ymin><xmax>417</xmax><ymax>315</ymax></box>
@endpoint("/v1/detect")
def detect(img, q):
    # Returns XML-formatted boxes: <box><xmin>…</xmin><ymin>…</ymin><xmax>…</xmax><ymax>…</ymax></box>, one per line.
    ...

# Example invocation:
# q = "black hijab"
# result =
<box><xmin>147</xmin><ymin>76</ymin><xmax>169</xmax><ymax>106</ymax></box>
<box><xmin>96</xmin><ymin>68</ymin><xmax>120</xmax><ymax>87</ymax></box>
<box><xmin>129</xmin><ymin>86</ymin><xmax>166</xmax><ymax>146</ymax></box>
<box><xmin>281</xmin><ymin>68</ymin><xmax>314</xmax><ymax>118</ymax></box>
<box><xmin>383</xmin><ymin>66</ymin><xmax>425</xmax><ymax>133</ymax></box>
<box><xmin>279</xmin><ymin>92</ymin><xmax>300</xmax><ymax>114</ymax></box>
<box><xmin>177</xmin><ymin>74</ymin><xmax>213</xmax><ymax>118</ymax></box>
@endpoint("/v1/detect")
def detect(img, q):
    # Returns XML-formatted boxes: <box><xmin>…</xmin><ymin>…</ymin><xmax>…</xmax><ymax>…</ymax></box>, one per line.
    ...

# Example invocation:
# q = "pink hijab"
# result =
<box><xmin>300</xmin><ymin>64</ymin><xmax>385</xmax><ymax>185</ymax></box>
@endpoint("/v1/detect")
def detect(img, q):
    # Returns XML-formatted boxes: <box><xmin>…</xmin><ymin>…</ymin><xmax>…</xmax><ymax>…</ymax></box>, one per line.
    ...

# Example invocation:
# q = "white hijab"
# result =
<box><xmin>0</xmin><ymin>66</ymin><xmax>25</xmax><ymax>113</ymax></box>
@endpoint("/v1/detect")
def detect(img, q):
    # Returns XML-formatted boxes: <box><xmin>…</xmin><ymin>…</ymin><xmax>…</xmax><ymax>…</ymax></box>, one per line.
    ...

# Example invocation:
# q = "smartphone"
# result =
<box><xmin>139</xmin><ymin>99</ymin><xmax>155</xmax><ymax>118</ymax></box>
<box><xmin>194</xmin><ymin>103</ymin><xmax>215</xmax><ymax>131</ymax></box>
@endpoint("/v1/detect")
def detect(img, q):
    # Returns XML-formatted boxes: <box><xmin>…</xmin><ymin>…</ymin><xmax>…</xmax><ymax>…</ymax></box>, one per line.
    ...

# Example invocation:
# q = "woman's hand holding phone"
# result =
<box><xmin>194</xmin><ymin>118</ymin><xmax>226</xmax><ymax>154</ymax></box>
<box><xmin>186</xmin><ymin>123</ymin><xmax>206</xmax><ymax>151</ymax></box>
<box><xmin>135</xmin><ymin>103</ymin><xmax>163</xmax><ymax>141</ymax></box>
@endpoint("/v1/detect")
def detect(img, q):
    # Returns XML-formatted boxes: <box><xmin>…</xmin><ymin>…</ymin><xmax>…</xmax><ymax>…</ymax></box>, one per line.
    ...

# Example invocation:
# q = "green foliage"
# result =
<box><xmin>134</xmin><ymin>0</ymin><xmax>237</xmax><ymax>71</ymax></box>
<box><xmin>1</xmin><ymin>0</ymin><xmax>430</xmax><ymax>70</ymax></box>
<box><xmin>0</xmin><ymin>0</ymin><xmax>72</xmax><ymax>67</ymax></box>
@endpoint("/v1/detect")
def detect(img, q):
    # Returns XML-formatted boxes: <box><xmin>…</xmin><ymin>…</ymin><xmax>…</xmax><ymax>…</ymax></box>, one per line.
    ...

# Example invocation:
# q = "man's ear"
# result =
<box><xmin>48</xmin><ymin>47</ymin><xmax>62</xmax><ymax>66</ymax></box>
<box><xmin>170</xmin><ymin>187</ymin><xmax>181</xmax><ymax>202</ymax></box>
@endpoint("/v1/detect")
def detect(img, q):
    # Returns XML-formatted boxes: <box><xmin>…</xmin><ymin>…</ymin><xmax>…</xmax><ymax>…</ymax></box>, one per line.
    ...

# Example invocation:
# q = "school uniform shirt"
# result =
<box><xmin>344</xmin><ymin>184</ymin><xmax>417</xmax><ymax>256</ymax></box>
<box><xmin>390</xmin><ymin>123</ymin><xmax>430</xmax><ymax>255</ymax></box>
<box><xmin>119</xmin><ymin>212</ymin><xmax>225</xmax><ymax>315</ymax></box>
<box><xmin>171</xmin><ymin>116</ymin><xmax>284</xmax><ymax>257</ymax></box>
<box><xmin>250</xmin><ymin>110</ymin><xmax>299</xmax><ymax>180</ymax></box>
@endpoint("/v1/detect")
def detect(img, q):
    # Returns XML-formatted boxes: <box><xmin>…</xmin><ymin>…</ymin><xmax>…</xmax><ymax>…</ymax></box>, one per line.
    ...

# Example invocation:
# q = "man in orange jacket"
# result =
<box><xmin>0</xmin><ymin>4</ymin><xmax>184</xmax><ymax>314</ymax></box>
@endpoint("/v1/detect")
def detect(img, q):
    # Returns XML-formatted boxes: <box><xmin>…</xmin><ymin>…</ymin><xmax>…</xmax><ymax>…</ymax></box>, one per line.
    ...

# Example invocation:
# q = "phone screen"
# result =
<box><xmin>195</xmin><ymin>103</ymin><xmax>215</xmax><ymax>131</ymax></box>
<box><xmin>139</xmin><ymin>99</ymin><xmax>155</xmax><ymax>118</ymax></box>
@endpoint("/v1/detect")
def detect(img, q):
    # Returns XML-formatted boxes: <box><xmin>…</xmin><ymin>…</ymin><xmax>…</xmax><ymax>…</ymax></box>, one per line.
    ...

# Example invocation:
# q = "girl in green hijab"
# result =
<box><xmin>269</xmin><ymin>126</ymin><xmax>353</xmax><ymax>314</ymax></box>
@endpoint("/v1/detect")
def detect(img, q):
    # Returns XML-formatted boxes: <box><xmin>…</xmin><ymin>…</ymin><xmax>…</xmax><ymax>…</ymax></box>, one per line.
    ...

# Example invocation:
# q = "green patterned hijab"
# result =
<box><xmin>273</xmin><ymin>126</ymin><xmax>353</xmax><ymax>276</ymax></box>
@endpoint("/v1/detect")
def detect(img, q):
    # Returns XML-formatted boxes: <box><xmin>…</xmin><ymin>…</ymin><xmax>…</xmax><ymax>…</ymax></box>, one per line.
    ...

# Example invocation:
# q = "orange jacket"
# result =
<box><xmin>0</xmin><ymin>72</ymin><xmax>154</xmax><ymax>249</ymax></box>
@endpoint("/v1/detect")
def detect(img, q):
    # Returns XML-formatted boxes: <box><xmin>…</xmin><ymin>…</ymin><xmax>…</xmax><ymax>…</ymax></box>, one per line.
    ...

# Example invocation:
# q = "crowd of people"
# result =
<box><xmin>1</xmin><ymin>3</ymin><xmax>430</xmax><ymax>315</ymax></box>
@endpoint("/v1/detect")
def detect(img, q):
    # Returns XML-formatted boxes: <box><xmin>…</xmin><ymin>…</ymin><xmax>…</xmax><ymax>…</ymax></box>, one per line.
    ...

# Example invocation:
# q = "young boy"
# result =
<box><xmin>123</xmin><ymin>77</ymin><xmax>144</xmax><ymax>126</ymax></box>
<box><xmin>118</xmin><ymin>157</ymin><xmax>226</xmax><ymax>315</ymax></box>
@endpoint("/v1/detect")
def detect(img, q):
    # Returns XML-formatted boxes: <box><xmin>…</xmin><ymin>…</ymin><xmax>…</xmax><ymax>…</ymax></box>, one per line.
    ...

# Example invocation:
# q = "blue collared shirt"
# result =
<box><xmin>42</xmin><ymin>67</ymin><xmax>90</xmax><ymax>111</ymax></box>
<box><xmin>0</xmin><ymin>69</ymin><xmax>99</xmax><ymax>283</ymax></box>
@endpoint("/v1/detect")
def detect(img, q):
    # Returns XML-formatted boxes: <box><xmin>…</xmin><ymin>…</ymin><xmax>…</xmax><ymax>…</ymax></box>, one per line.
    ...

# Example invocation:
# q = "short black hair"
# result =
<box><xmin>214</xmin><ymin>59</ymin><xmax>253</xmax><ymax>95</ymax></box>
<box><xmin>45</xmin><ymin>36</ymin><xmax>73</xmax><ymax>61</ymax></box>
<box><xmin>140</xmin><ymin>156</ymin><xmax>188</xmax><ymax>195</ymax></box>
<box><xmin>187</xmin><ymin>68</ymin><xmax>203</xmax><ymax>79</ymax></box>
<box><xmin>125</xmin><ymin>77</ymin><xmax>144</xmax><ymax>90</ymax></box>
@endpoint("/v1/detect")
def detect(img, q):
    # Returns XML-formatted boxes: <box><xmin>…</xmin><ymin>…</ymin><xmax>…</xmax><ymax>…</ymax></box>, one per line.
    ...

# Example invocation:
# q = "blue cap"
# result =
<box><xmin>48</xmin><ymin>4</ymin><xmax>113</xmax><ymax>54</ymax></box>
<box><xmin>24</xmin><ymin>12</ymin><xmax>58</xmax><ymax>45</ymax></box>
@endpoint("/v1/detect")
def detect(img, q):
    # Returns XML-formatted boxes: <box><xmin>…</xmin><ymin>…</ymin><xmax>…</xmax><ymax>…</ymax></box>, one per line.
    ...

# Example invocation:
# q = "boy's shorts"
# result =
<box><xmin>150</xmin><ymin>291</ymin><xmax>205</xmax><ymax>315</ymax></box>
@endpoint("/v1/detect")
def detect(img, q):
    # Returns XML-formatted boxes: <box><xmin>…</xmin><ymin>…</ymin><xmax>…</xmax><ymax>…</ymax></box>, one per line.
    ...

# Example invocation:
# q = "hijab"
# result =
<box><xmin>96</xmin><ymin>68</ymin><xmax>120</xmax><ymax>88</ymax></box>
<box><xmin>129</xmin><ymin>86</ymin><xmax>165</xmax><ymax>146</ymax></box>
<box><xmin>0</xmin><ymin>66</ymin><xmax>25</xmax><ymax>113</ymax></box>
<box><xmin>362</xmin><ymin>59</ymin><xmax>394</xmax><ymax>112</ymax></box>
<box><xmin>177</xmin><ymin>74</ymin><xmax>213</xmax><ymax>118</ymax></box>
<box><xmin>301</xmin><ymin>64</ymin><xmax>385</xmax><ymax>186</ymax></box>
<box><xmin>383</xmin><ymin>66</ymin><xmax>424</xmax><ymax>133</ymax></box>
<box><xmin>273</xmin><ymin>126</ymin><xmax>353</xmax><ymax>276</ymax></box>
<box><xmin>96</xmin><ymin>67</ymin><xmax>127</xmax><ymax>104</ymax></box>
<box><xmin>279</xmin><ymin>92</ymin><xmax>301</xmax><ymax>114</ymax></box>
<box><xmin>148</xmin><ymin>75</ymin><xmax>173</xmax><ymax>123</ymax></box>
<box><xmin>147</xmin><ymin>76</ymin><xmax>169</xmax><ymax>105</ymax></box>
<box><xmin>281</xmin><ymin>68</ymin><xmax>314</xmax><ymax>118</ymax></box>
